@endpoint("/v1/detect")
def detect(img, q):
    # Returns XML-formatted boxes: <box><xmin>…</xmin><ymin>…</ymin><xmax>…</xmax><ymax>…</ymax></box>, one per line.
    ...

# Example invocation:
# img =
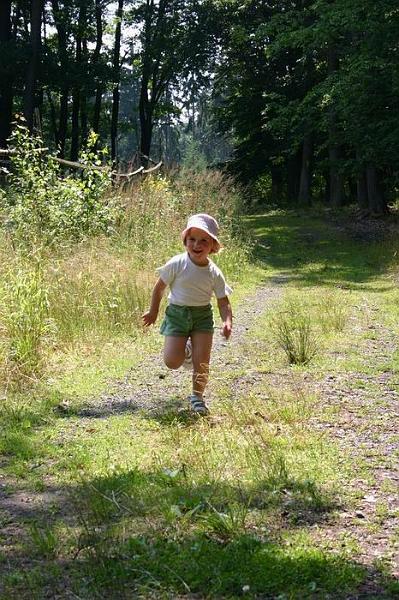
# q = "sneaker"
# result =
<box><xmin>183</xmin><ymin>339</ymin><xmax>192</xmax><ymax>370</ymax></box>
<box><xmin>188</xmin><ymin>393</ymin><xmax>209</xmax><ymax>415</ymax></box>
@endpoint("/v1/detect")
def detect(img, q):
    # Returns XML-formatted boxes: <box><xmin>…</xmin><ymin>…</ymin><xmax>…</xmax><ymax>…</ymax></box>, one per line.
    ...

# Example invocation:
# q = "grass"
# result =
<box><xmin>1</xmin><ymin>200</ymin><xmax>399</xmax><ymax>598</ymax></box>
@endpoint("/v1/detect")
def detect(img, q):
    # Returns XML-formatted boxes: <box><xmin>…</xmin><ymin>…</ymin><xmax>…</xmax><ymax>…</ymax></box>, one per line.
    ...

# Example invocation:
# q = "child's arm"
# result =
<box><xmin>217</xmin><ymin>296</ymin><xmax>233</xmax><ymax>339</ymax></box>
<box><xmin>142</xmin><ymin>278</ymin><xmax>167</xmax><ymax>326</ymax></box>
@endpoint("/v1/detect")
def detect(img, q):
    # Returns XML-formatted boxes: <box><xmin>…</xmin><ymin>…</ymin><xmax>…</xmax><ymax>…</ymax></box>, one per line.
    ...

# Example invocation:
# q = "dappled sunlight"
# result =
<box><xmin>247</xmin><ymin>212</ymin><xmax>399</xmax><ymax>289</ymax></box>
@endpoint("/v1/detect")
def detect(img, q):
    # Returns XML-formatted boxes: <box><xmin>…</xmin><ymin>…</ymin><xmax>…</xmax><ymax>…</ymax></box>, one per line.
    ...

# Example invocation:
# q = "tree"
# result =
<box><xmin>0</xmin><ymin>0</ymin><xmax>13</xmax><ymax>147</ymax></box>
<box><xmin>214</xmin><ymin>0</ymin><xmax>399</xmax><ymax>213</ymax></box>
<box><xmin>23</xmin><ymin>0</ymin><xmax>43</xmax><ymax>132</ymax></box>
<box><xmin>111</xmin><ymin>0</ymin><xmax>124</xmax><ymax>162</ymax></box>
<box><xmin>131</xmin><ymin>0</ymin><xmax>214</xmax><ymax>165</ymax></box>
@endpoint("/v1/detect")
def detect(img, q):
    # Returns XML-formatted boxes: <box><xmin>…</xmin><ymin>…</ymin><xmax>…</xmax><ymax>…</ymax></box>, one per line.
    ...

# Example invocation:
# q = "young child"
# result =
<box><xmin>142</xmin><ymin>213</ymin><xmax>233</xmax><ymax>415</ymax></box>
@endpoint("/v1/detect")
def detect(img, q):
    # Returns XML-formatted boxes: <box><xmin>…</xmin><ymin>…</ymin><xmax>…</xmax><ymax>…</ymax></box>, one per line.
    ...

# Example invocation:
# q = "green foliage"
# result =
<box><xmin>215</xmin><ymin>0</ymin><xmax>399</xmax><ymax>209</ymax></box>
<box><xmin>181</xmin><ymin>136</ymin><xmax>208</xmax><ymax>172</ymax></box>
<box><xmin>2</xmin><ymin>122</ymin><xmax>116</xmax><ymax>248</ymax></box>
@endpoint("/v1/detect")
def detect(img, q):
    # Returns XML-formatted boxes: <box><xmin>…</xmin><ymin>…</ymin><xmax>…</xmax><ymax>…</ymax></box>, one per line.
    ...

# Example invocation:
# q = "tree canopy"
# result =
<box><xmin>0</xmin><ymin>0</ymin><xmax>398</xmax><ymax>212</ymax></box>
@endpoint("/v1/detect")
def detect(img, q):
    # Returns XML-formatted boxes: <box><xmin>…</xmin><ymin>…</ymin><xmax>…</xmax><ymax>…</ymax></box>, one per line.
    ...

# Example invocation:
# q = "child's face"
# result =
<box><xmin>185</xmin><ymin>227</ymin><xmax>214</xmax><ymax>265</ymax></box>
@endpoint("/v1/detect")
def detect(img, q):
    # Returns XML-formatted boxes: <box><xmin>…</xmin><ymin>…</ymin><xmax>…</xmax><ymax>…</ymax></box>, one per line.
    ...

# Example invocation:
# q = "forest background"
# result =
<box><xmin>1</xmin><ymin>0</ymin><xmax>399</xmax><ymax>212</ymax></box>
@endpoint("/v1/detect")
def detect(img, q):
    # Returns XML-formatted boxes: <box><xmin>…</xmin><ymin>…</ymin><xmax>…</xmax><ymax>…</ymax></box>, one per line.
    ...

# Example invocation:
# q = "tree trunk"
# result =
<box><xmin>139</xmin><ymin>85</ymin><xmax>154</xmax><ymax>164</ymax></box>
<box><xmin>297</xmin><ymin>135</ymin><xmax>313</xmax><ymax>206</ymax></box>
<box><xmin>70</xmin><ymin>90</ymin><xmax>80</xmax><ymax>161</ymax></box>
<box><xmin>286</xmin><ymin>149</ymin><xmax>301</xmax><ymax>202</ymax></box>
<box><xmin>111</xmin><ymin>0</ymin><xmax>124</xmax><ymax>163</ymax></box>
<box><xmin>24</xmin><ymin>0</ymin><xmax>43</xmax><ymax>132</ymax></box>
<box><xmin>46</xmin><ymin>89</ymin><xmax>59</xmax><ymax>148</ymax></box>
<box><xmin>366</xmin><ymin>165</ymin><xmax>388</xmax><ymax>215</ymax></box>
<box><xmin>80</xmin><ymin>36</ymin><xmax>88</xmax><ymax>146</ymax></box>
<box><xmin>92</xmin><ymin>0</ymin><xmax>104</xmax><ymax>136</ymax></box>
<box><xmin>58</xmin><ymin>90</ymin><xmax>68</xmax><ymax>158</ymax></box>
<box><xmin>70</xmin><ymin>2</ymin><xmax>86</xmax><ymax>161</ymax></box>
<box><xmin>327</xmin><ymin>44</ymin><xmax>344</xmax><ymax>208</ymax></box>
<box><xmin>93</xmin><ymin>88</ymin><xmax>102</xmax><ymax>135</ymax></box>
<box><xmin>0</xmin><ymin>0</ymin><xmax>13</xmax><ymax>147</ymax></box>
<box><xmin>356</xmin><ymin>170</ymin><xmax>368</xmax><ymax>211</ymax></box>
<box><xmin>51</xmin><ymin>0</ymin><xmax>69</xmax><ymax>158</ymax></box>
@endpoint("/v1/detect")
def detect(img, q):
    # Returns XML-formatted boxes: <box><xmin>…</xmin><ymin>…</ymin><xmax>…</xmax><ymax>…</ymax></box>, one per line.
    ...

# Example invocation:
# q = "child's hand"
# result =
<box><xmin>142</xmin><ymin>310</ymin><xmax>157</xmax><ymax>327</ymax></box>
<box><xmin>222</xmin><ymin>322</ymin><xmax>232</xmax><ymax>339</ymax></box>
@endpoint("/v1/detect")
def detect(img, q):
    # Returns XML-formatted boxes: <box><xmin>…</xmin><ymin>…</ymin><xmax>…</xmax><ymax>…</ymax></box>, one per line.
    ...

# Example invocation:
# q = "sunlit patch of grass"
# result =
<box><xmin>46</xmin><ymin>241</ymin><xmax>154</xmax><ymax>345</ymax></box>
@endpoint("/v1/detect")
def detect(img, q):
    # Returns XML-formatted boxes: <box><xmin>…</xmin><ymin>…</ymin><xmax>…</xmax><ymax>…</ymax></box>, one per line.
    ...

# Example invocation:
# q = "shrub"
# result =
<box><xmin>2</xmin><ymin>120</ymin><xmax>117</xmax><ymax>248</ymax></box>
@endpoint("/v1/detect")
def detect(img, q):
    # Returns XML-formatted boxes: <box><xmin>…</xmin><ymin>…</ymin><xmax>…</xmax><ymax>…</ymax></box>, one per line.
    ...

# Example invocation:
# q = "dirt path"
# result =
<box><xmin>310</xmin><ymin>320</ymin><xmax>399</xmax><ymax>597</ymax></box>
<box><xmin>77</xmin><ymin>281</ymin><xmax>284</xmax><ymax>418</ymax></box>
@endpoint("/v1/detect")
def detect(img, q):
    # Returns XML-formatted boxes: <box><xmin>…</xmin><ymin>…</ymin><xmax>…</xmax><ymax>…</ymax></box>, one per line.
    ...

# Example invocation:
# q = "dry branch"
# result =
<box><xmin>142</xmin><ymin>161</ymin><xmax>162</xmax><ymax>174</ymax></box>
<box><xmin>0</xmin><ymin>148</ymin><xmax>162</xmax><ymax>177</ymax></box>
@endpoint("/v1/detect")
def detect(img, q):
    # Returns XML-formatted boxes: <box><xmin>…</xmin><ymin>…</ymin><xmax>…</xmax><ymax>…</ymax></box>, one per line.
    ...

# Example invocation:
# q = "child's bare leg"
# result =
<box><xmin>191</xmin><ymin>331</ymin><xmax>213</xmax><ymax>397</ymax></box>
<box><xmin>163</xmin><ymin>336</ymin><xmax>188</xmax><ymax>369</ymax></box>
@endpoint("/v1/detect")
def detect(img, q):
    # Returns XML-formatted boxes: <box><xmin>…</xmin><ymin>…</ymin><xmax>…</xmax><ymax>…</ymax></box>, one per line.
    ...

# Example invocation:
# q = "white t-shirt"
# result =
<box><xmin>156</xmin><ymin>252</ymin><xmax>232</xmax><ymax>306</ymax></box>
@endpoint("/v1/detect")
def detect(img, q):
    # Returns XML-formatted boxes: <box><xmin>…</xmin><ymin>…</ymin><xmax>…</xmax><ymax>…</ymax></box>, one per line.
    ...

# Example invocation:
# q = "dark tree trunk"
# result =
<box><xmin>70</xmin><ymin>90</ymin><xmax>80</xmax><ymax>161</ymax></box>
<box><xmin>51</xmin><ymin>0</ymin><xmax>69</xmax><ymax>158</ymax></box>
<box><xmin>111</xmin><ymin>84</ymin><xmax>120</xmax><ymax>162</ymax></box>
<box><xmin>111</xmin><ymin>0</ymin><xmax>124</xmax><ymax>163</ymax></box>
<box><xmin>58</xmin><ymin>90</ymin><xmax>68</xmax><ymax>158</ymax></box>
<box><xmin>297</xmin><ymin>135</ymin><xmax>313</xmax><ymax>206</ymax></box>
<box><xmin>271</xmin><ymin>165</ymin><xmax>283</xmax><ymax>204</ymax></box>
<box><xmin>138</xmin><ymin>0</ymin><xmax>158</xmax><ymax>167</ymax></box>
<box><xmin>0</xmin><ymin>0</ymin><xmax>13</xmax><ymax>147</ymax></box>
<box><xmin>356</xmin><ymin>170</ymin><xmax>368</xmax><ymax>211</ymax></box>
<box><xmin>93</xmin><ymin>88</ymin><xmax>102</xmax><ymax>134</ymax></box>
<box><xmin>80</xmin><ymin>37</ymin><xmax>88</xmax><ymax>146</ymax></box>
<box><xmin>24</xmin><ymin>0</ymin><xmax>43</xmax><ymax>132</ymax></box>
<box><xmin>366</xmin><ymin>165</ymin><xmax>388</xmax><ymax>215</ymax></box>
<box><xmin>70</xmin><ymin>2</ymin><xmax>86</xmax><ymax>161</ymax></box>
<box><xmin>327</xmin><ymin>44</ymin><xmax>344</xmax><ymax>208</ymax></box>
<box><xmin>46</xmin><ymin>89</ymin><xmax>59</xmax><ymax>148</ymax></box>
<box><xmin>92</xmin><ymin>0</ymin><xmax>104</xmax><ymax>136</ymax></box>
<box><xmin>139</xmin><ymin>81</ymin><xmax>154</xmax><ymax>164</ymax></box>
<box><xmin>286</xmin><ymin>149</ymin><xmax>301</xmax><ymax>202</ymax></box>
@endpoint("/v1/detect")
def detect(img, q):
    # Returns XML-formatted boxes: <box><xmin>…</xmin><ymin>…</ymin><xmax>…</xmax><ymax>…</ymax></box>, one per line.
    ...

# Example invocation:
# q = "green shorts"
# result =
<box><xmin>160</xmin><ymin>304</ymin><xmax>214</xmax><ymax>337</ymax></box>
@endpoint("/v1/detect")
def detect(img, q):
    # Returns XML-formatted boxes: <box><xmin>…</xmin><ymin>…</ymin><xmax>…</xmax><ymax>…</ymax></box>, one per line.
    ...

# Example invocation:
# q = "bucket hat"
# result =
<box><xmin>181</xmin><ymin>213</ymin><xmax>221</xmax><ymax>253</ymax></box>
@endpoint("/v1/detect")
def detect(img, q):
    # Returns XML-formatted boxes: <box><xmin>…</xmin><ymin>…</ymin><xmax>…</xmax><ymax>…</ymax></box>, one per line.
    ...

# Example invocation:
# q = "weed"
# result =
<box><xmin>317</xmin><ymin>289</ymin><xmax>349</xmax><ymax>333</ymax></box>
<box><xmin>28</xmin><ymin>521</ymin><xmax>59</xmax><ymax>558</ymax></box>
<box><xmin>198</xmin><ymin>500</ymin><xmax>250</xmax><ymax>540</ymax></box>
<box><xmin>271</xmin><ymin>299</ymin><xmax>319</xmax><ymax>365</ymax></box>
<box><xmin>2</xmin><ymin>122</ymin><xmax>115</xmax><ymax>248</ymax></box>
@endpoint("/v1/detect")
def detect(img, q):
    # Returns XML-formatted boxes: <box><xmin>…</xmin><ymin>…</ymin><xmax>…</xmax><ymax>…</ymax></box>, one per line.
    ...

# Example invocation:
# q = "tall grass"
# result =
<box><xmin>0</xmin><ymin>170</ymin><xmax>250</xmax><ymax>385</ymax></box>
<box><xmin>271</xmin><ymin>299</ymin><xmax>319</xmax><ymax>365</ymax></box>
<box><xmin>0</xmin><ymin>258</ymin><xmax>50</xmax><ymax>377</ymax></box>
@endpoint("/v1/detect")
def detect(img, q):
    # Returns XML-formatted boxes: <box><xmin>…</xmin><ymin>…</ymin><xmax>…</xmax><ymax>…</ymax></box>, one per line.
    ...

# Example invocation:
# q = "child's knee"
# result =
<box><xmin>164</xmin><ymin>355</ymin><xmax>183</xmax><ymax>370</ymax></box>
